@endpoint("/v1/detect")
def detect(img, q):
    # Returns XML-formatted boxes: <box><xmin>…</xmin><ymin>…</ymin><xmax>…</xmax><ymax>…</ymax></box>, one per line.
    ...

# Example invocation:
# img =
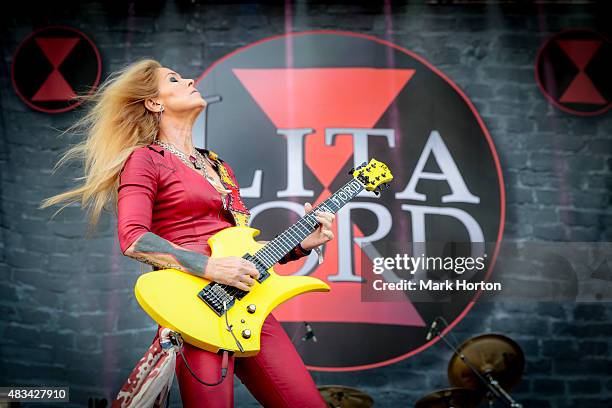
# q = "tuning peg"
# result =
<box><xmin>348</xmin><ymin>167</ymin><xmax>355</xmax><ymax>175</ymax></box>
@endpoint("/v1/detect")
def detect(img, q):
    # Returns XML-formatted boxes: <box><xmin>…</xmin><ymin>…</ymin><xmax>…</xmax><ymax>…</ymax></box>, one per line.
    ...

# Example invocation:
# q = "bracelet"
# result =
<box><xmin>278</xmin><ymin>242</ymin><xmax>312</xmax><ymax>264</ymax></box>
<box><xmin>296</xmin><ymin>242</ymin><xmax>312</xmax><ymax>256</ymax></box>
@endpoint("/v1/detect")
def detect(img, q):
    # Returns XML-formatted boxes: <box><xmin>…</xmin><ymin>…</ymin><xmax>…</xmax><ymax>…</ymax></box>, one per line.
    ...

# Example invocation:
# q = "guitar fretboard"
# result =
<box><xmin>253</xmin><ymin>177</ymin><xmax>365</xmax><ymax>268</ymax></box>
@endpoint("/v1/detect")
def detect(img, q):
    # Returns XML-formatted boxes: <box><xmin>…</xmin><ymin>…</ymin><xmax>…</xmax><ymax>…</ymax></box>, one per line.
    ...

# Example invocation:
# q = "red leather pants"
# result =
<box><xmin>173</xmin><ymin>314</ymin><xmax>326</xmax><ymax>408</ymax></box>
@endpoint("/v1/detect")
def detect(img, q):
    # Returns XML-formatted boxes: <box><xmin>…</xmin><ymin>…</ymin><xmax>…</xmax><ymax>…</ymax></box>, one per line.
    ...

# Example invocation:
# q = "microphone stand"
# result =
<box><xmin>428</xmin><ymin>318</ymin><xmax>522</xmax><ymax>408</ymax></box>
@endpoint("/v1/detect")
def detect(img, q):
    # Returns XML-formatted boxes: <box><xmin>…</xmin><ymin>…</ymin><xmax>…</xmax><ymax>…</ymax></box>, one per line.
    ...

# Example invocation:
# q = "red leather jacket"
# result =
<box><xmin>117</xmin><ymin>143</ymin><xmax>310</xmax><ymax>263</ymax></box>
<box><xmin>117</xmin><ymin>143</ymin><xmax>236</xmax><ymax>256</ymax></box>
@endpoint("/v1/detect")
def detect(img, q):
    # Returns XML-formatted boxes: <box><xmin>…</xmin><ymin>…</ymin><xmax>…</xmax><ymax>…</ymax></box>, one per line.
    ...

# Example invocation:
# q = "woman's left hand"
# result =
<box><xmin>300</xmin><ymin>202</ymin><xmax>335</xmax><ymax>251</ymax></box>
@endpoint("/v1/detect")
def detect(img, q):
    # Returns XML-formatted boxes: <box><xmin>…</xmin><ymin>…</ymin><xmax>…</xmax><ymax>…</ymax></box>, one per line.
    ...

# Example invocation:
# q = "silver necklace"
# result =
<box><xmin>153</xmin><ymin>140</ymin><xmax>230</xmax><ymax>203</ymax></box>
<box><xmin>153</xmin><ymin>139</ymin><xmax>213</xmax><ymax>177</ymax></box>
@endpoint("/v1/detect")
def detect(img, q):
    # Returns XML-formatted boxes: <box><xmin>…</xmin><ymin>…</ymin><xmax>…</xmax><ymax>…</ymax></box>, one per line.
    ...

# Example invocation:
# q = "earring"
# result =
<box><xmin>156</xmin><ymin>105</ymin><xmax>164</xmax><ymax>127</ymax></box>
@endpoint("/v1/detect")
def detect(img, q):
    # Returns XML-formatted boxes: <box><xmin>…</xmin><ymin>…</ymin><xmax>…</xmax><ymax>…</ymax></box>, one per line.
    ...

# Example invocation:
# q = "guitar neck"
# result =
<box><xmin>254</xmin><ymin>177</ymin><xmax>365</xmax><ymax>268</ymax></box>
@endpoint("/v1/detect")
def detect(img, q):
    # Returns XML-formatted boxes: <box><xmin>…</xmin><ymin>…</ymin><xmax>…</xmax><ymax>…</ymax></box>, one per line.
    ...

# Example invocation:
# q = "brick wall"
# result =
<box><xmin>1</xmin><ymin>1</ymin><xmax>610</xmax><ymax>407</ymax></box>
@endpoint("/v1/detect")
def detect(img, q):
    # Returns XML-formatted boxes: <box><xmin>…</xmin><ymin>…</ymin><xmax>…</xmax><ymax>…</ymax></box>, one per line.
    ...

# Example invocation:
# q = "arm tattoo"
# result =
<box><xmin>129</xmin><ymin>232</ymin><xmax>209</xmax><ymax>277</ymax></box>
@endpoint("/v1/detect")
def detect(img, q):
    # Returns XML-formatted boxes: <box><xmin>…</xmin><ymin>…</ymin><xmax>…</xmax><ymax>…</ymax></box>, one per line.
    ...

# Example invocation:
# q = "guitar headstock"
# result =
<box><xmin>351</xmin><ymin>159</ymin><xmax>393</xmax><ymax>196</ymax></box>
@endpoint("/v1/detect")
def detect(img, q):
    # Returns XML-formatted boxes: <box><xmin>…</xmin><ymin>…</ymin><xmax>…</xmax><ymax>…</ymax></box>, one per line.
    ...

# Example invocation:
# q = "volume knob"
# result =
<box><xmin>241</xmin><ymin>329</ymin><xmax>251</xmax><ymax>339</ymax></box>
<box><xmin>247</xmin><ymin>304</ymin><xmax>256</xmax><ymax>314</ymax></box>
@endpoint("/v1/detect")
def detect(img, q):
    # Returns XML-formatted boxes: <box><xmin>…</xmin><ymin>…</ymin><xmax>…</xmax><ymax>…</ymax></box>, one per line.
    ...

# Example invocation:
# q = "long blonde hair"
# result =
<box><xmin>40</xmin><ymin>59</ymin><xmax>162</xmax><ymax>235</ymax></box>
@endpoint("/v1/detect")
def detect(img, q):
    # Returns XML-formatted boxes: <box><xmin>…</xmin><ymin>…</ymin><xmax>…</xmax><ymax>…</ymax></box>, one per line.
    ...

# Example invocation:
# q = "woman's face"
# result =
<box><xmin>153</xmin><ymin>67</ymin><xmax>206</xmax><ymax>113</ymax></box>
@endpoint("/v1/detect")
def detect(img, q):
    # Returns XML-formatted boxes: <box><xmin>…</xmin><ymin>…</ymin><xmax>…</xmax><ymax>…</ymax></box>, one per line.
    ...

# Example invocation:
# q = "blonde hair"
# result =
<box><xmin>40</xmin><ymin>59</ymin><xmax>163</xmax><ymax>235</ymax></box>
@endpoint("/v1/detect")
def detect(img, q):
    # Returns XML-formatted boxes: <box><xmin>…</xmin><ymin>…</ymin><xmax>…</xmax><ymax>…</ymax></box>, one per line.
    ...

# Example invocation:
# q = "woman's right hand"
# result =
<box><xmin>204</xmin><ymin>256</ymin><xmax>260</xmax><ymax>292</ymax></box>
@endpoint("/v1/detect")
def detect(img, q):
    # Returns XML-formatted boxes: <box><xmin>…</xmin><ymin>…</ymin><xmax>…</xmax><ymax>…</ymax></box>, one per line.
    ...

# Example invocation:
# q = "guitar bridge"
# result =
<box><xmin>198</xmin><ymin>283</ymin><xmax>238</xmax><ymax>316</ymax></box>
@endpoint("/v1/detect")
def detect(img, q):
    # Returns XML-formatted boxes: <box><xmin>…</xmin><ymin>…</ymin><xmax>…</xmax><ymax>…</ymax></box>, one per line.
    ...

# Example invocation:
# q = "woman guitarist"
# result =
<box><xmin>41</xmin><ymin>59</ymin><xmax>334</xmax><ymax>407</ymax></box>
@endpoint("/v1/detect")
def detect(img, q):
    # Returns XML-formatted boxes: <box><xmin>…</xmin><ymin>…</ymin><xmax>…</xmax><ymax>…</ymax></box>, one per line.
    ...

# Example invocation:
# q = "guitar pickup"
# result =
<box><xmin>243</xmin><ymin>253</ymin><xmax>270</xmax><ymax>283</ymax></box>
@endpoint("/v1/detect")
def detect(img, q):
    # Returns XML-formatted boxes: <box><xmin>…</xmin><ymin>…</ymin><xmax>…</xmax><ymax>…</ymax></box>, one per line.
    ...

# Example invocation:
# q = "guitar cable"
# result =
<box><xmin>170</xmin><ymin>331</ymin><xmax>231</xmax><ymax>387</ymax></box>
<box><xmin>223</xmin><ymin>300</ymin><xmax>245</xmax><ymax>353</ymax></box>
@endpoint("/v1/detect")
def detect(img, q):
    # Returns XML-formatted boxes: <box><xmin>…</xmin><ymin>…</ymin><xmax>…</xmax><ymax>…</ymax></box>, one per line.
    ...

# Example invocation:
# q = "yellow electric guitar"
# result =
<box><xmin>134</xmin><ymin>159</ymin><xmax>393</xmax><ymax>356</ymax></box>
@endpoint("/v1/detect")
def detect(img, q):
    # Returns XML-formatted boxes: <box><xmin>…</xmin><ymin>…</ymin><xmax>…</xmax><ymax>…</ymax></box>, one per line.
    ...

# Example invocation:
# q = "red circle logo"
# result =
<box><xmin>535</xmin><ymin>28</ymin><xmax>611</xmax><ymax>116</ymax></box>
<box><xmin>11</xmin><ymin>26</ymin><xmax>102</xmax><ymax>114</ymax></box>
<box><xmin>194</xmin><ymin>31</ymin><xmax>505</xmax><ymax>371</ymax></box>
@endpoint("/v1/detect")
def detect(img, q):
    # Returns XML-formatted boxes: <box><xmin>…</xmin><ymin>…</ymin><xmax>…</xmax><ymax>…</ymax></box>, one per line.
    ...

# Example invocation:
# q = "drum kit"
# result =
<box><xmin>415</xmin><ymin>332</ymin><xmax>525</xmax><ymax>408</ymax></box>
<box><xmin>317</xmin><ymin>325</ymin><xmax>525</xmax><ymax>408</ymax></box>
<box><xmin>318</xmin><ymin>385</ymin><xmax>375</xmax><ymax>408</ymax></box>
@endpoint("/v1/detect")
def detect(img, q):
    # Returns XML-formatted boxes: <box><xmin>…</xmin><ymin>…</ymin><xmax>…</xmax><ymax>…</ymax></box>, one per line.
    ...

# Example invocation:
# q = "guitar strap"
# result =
<box><xmin>203</xmin><ymin>149</ymin><xmax>251</xmax><ymax>227</ymax></box>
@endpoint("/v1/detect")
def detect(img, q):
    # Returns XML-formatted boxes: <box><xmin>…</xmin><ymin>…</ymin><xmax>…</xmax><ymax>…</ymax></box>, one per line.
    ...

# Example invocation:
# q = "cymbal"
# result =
<box><xmin>415</xmin><ymin>387</ymin><xmax>483</xmax><ymax>408</ymax></box>
<box><xmin>318</xmin><ymin>385</ymin><xmax>374</xmax><ymax>408</ymax></box>
<box><xmin>448</xmin><ymin>333</ymin><xmax>525</xmax><ymax>391</ymax></box>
